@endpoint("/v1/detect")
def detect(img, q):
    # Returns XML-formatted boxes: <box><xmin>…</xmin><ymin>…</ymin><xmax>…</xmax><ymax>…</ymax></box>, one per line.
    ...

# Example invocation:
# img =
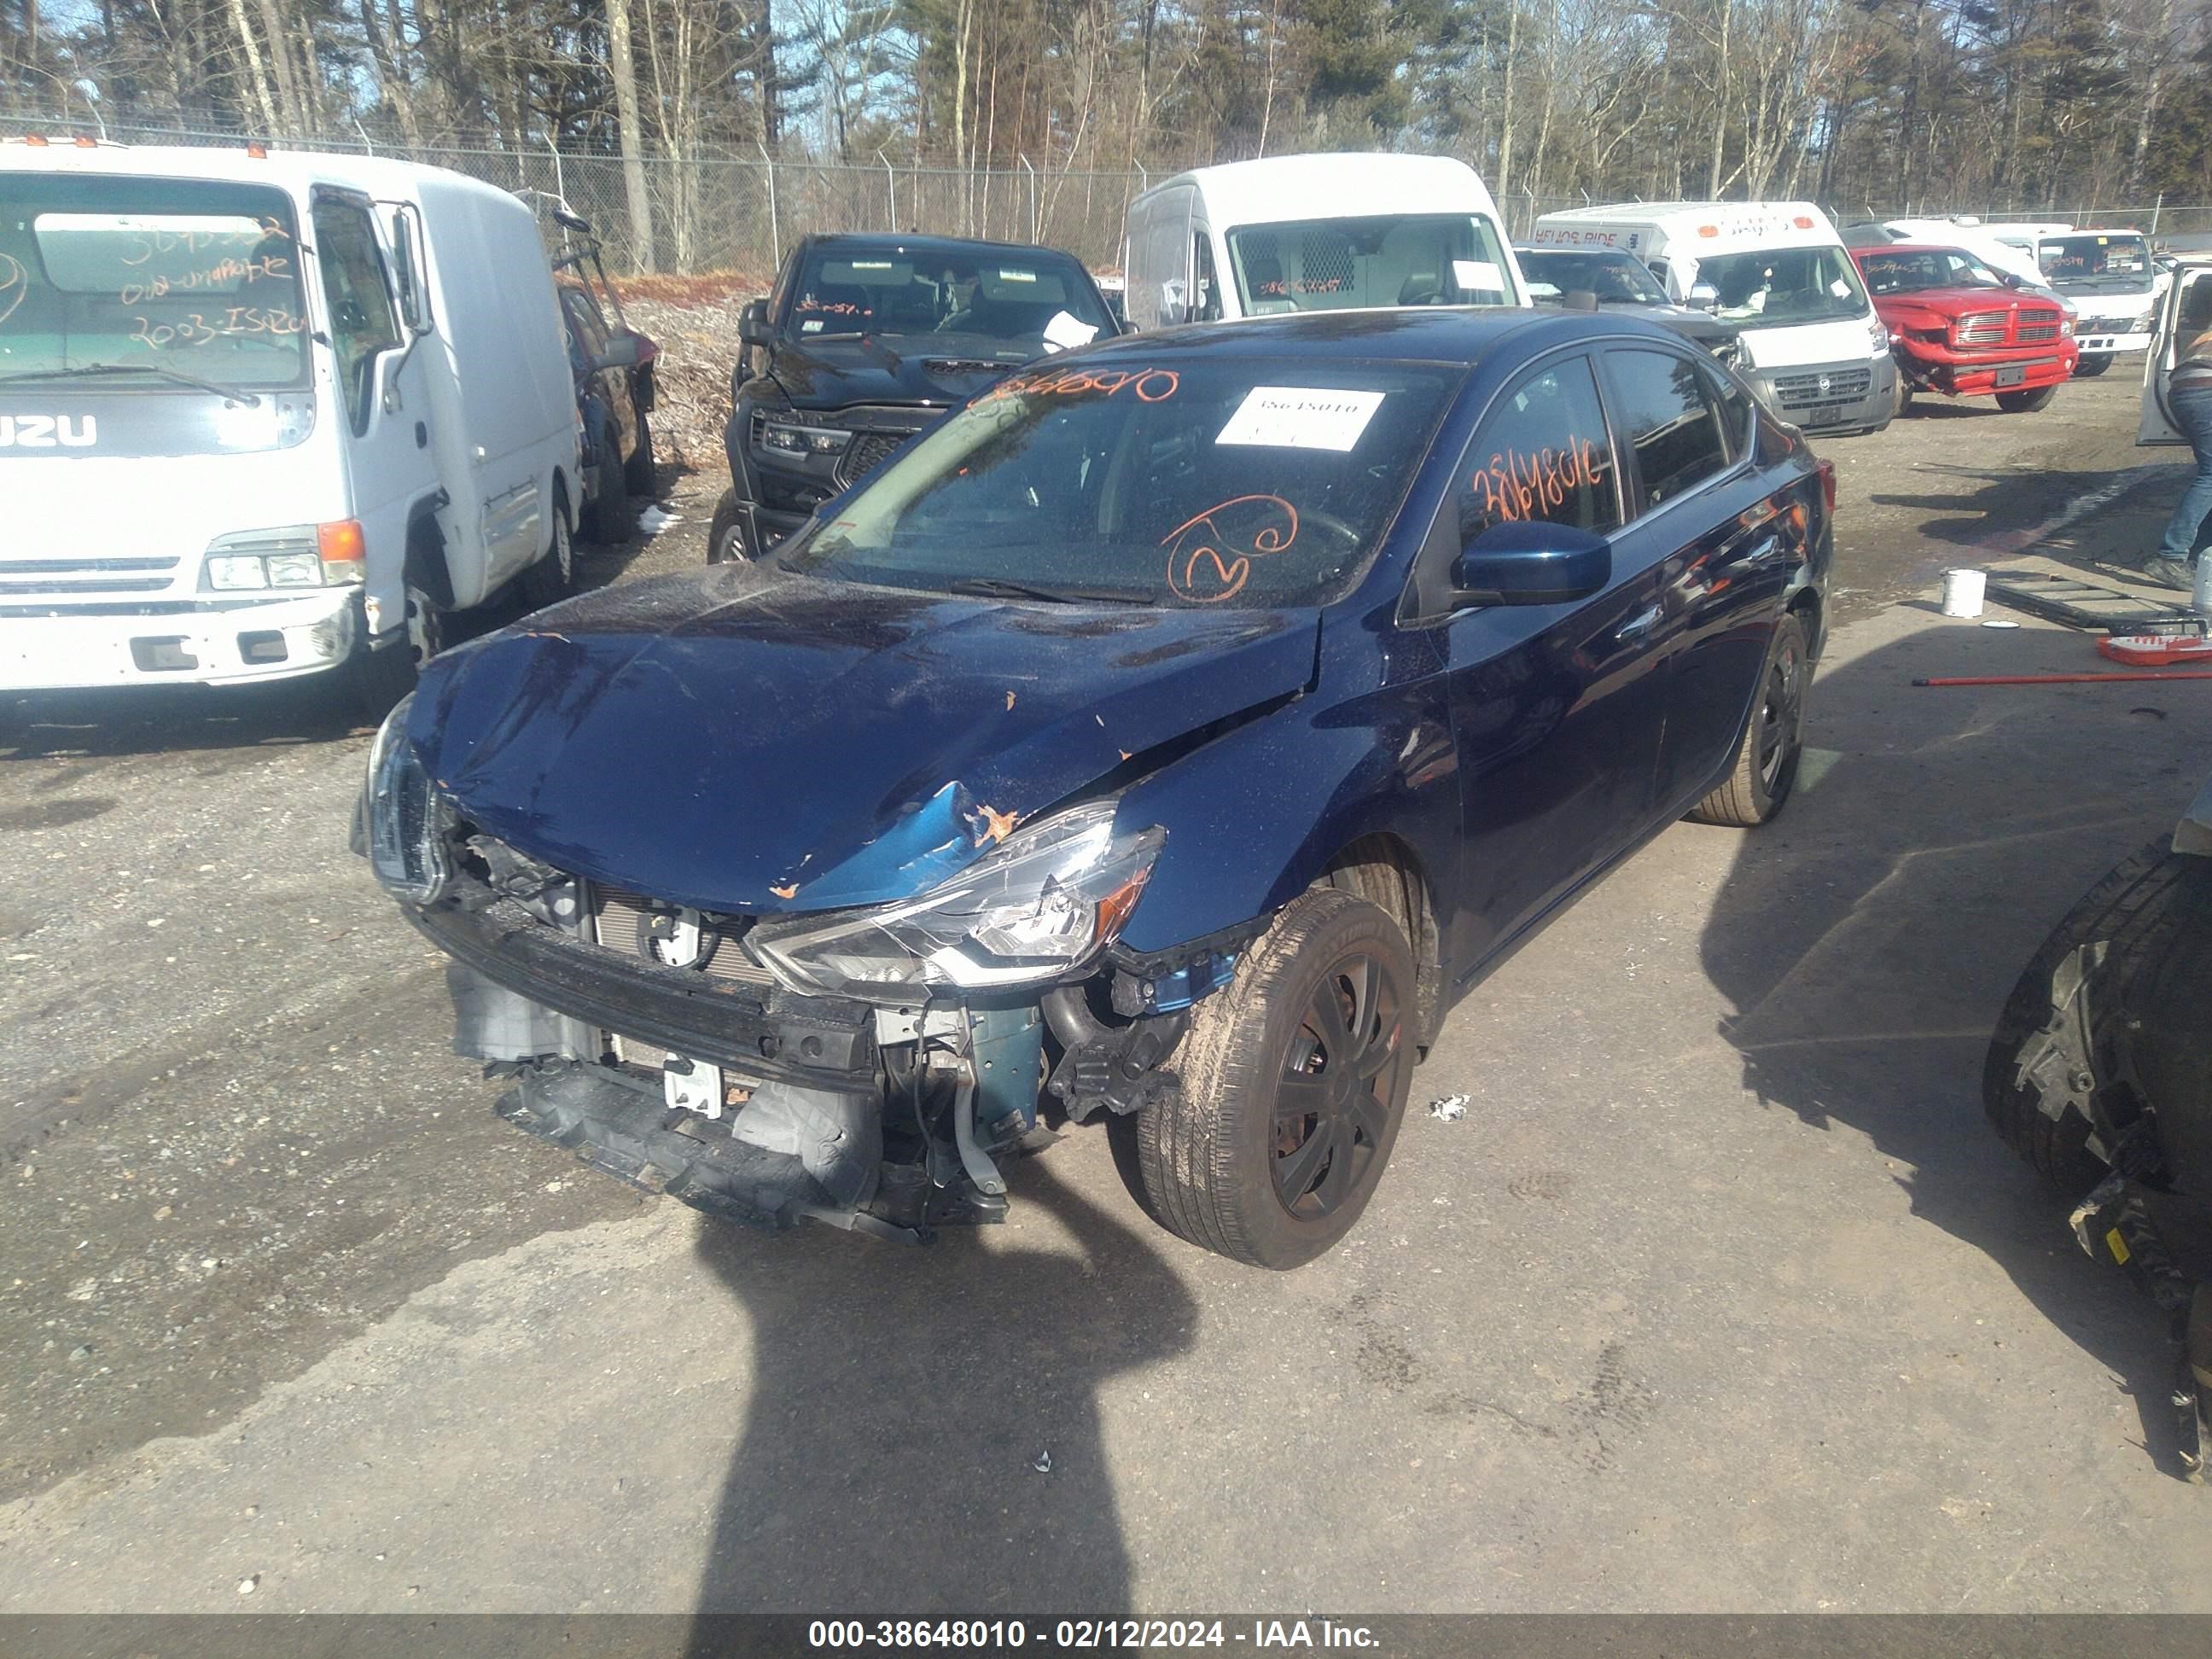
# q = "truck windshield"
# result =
<box><xmin>1858</xmin><ymin>249</ymin><xmax>2009</xmax><ymax>294</ymax></box>
<box><xmin>1226</xmin><ymin>214</ymin><xmax>1518</xmax><ymax>311</ymax></box>
<box><xmin>1517</xmin><ymin>249</ymin><xmax>1668</xmax><ymax>305</ymax></box>
<box><xmin>787</xmin><ymin>355</ymin><xmax>1461</xmax><ymax>608</ymax></box>
<box><xmin>2038</xmin><ymin>234</ymin><xmax>2152</xmax><ymax>290</ymax></box>
<box><xmin>0</xmin><ymin>173</ymin><xmax>308</xmax><ymax>394</ymax></box>
<box><xmin>1695</xmin><ymin>245</ymin><xmax>1869</xmax><ymax>325</ymax></box>
<box><xmin>785</xmin><ymin>245</ymin><xmax>1114</xmax><ymax>358</ymax></box>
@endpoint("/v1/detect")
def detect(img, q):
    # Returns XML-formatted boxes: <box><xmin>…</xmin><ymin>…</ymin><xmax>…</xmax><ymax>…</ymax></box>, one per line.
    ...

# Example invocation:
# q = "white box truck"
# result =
<box><xmin>1121</xmin><ymin>154</ymin><xmax>1528</xmax><ymax>332</ymax></box>
<box><xmin>1529</xmin><ymin>201</ymin><xmax>1896</xmax><ymax>434</ymax></box>
<box><xmin>0</xmin><ymin>138</ymin><xmax>579</xmax><ymax>706</ymax></box>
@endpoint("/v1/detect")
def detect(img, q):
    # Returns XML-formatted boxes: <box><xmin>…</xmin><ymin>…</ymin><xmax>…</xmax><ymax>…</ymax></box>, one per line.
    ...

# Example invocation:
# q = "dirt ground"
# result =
<box><xmin>2</xmin><ymin>361</ymin><xmax>2209</xmax><ymax>1618</ymax></box>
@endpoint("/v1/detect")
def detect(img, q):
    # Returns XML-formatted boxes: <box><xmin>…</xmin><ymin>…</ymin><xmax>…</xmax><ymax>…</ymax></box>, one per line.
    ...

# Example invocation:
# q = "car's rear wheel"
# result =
<box><xmin>1687</xmin><ymin>610</ymin><xmax>1808</xmax><ymax>828</ymax></box>
<box><xmin>1134</xmin><ymin>888</ymin><xmax>1415</xmax><ymax>1269</ymax></box>
<box><xmin>707</xmin><ymin>490</ymin><xmax>751</xmax><ymax>564</ymax></box>
<box><xmin>2075</xmin><ymin>353</ymin><xmax>2112</xmax><ymax>379</ymax></box>
<box><xmin>585</xmin><ymin>449</ymin><xmax>632</xmax><ymax>544</ymax></box>
<box><xmin>1996</xmin><ymin>386</ymin><xmax>2058</xmax><ymax>413</ymax></box>
<box><xmin>623</xmin><ymin>413</ymin><xmax>656</xmax><ymax>498</ymax></box>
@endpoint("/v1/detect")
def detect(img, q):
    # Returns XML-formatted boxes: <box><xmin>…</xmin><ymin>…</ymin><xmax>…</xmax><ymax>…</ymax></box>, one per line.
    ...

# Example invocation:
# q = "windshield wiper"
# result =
<box><xmin>946</xmin><ymin>575</ymin><xmax>1149</xmax><ymax>606</ymax></box>
<box><xmin>0</xmin><ymin>363</ymin><xmax>262</xmax><ymax>405</ymax></box>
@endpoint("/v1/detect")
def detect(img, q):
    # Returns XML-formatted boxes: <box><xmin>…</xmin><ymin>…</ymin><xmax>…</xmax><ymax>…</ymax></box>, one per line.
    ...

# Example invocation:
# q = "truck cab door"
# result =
<box><xmin>2141</xmin><ymin>262</ymin><xmax>2212</xmax><ymax>446</ymax></box>
<box><xmin>312</xmin><ymin>191</ymin><xmax>435</xmax><ymax>647</ymax></box>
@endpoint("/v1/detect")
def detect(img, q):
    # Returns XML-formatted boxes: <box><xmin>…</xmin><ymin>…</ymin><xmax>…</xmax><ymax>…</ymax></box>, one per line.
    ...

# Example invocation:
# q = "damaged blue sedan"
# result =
<box><xmin>359</xmin><ymin>309</ymin><xmax>1833</xmax><ymax>1267</ymax></box>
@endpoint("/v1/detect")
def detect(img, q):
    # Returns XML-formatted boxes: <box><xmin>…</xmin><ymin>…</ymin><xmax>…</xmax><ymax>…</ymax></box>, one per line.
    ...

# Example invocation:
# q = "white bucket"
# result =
<box><xmin>1941</xmin><ymin>568</ymin><xmax>1988</xmax><ymax>618</ymax></box>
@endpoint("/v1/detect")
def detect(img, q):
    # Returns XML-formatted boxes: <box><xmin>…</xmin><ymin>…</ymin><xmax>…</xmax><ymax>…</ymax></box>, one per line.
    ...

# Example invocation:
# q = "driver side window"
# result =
<box><xmin>1457</xmin><ymin>355</ymin><xmax>1623</xmax><ymax>546</ymax></box>
<box><xmin>311</xmin><ymin>199</ymin><xmax>400</xmax><ymax>435</ymax></box>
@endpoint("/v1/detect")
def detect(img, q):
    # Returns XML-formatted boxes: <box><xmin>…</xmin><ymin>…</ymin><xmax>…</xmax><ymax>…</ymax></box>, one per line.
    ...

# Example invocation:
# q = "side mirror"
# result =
<box><xmin>2000</xmin><ymin>272</ymin><xmax>2023</xmax><ymax>288</ymax></box>
<box><xmin>1451</xmin><ymin>522</ymin><xmax>1611</xmax><ymax>608</ymax></box>
<box><xmin>738</xmin><ymin>299</ymin><xmax>776</xmax><ymax>348</ymax></box>
<box><xmin>592</xmin><ymin>333</ymin><xmax>643</xmax><ymax>372</ymax></box>
<box><xmin>1563</xmin><ymin>288</ymin><xmax>1600</xmax><ymax>313</ymax></box>
<box><xmin>1689</xmin><ymin>282</ymin><xmax>1720</xmax><ymax>311</ymax></box>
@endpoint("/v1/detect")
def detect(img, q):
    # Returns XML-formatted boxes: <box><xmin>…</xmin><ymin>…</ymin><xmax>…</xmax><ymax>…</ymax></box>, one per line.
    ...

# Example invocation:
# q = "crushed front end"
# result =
<box><xmin>357</xmin><ymin>692</ymin><xmax>1225</xmax><ymax>1243</ymax></box>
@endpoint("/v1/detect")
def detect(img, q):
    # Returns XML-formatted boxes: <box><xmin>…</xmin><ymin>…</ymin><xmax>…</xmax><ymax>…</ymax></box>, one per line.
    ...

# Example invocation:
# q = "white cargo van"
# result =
<box><xmin>1122</xmin><ymin>154</ymin><xmax>1527</xmax><ymax>332</ymax></box>
<box><xmin>1530</xmin><ymin>201</ymin><xmax>1895</xmax><ymax>434</ymax></box>
<box><xmin>1990</xmin><ymin>224</ymin><xmax>2167</xmax><ymax>376</ymax></box>
<box><xmin>0</xmin><ymin>139</ymin><xmax>579</xmax><ymax>705</ymax></box>
<box><xmin>2139</xmin><ymin>253</ymin><xmax>2212</xmax><ymax>448</ymax></box>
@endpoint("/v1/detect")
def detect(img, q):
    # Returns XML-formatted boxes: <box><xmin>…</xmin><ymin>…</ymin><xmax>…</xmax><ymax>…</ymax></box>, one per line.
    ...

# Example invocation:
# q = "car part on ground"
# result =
<box><xmin>1983</xmin><ymin>789</ymin><xmax>2212</xmax><ymax>1481</ymax></box>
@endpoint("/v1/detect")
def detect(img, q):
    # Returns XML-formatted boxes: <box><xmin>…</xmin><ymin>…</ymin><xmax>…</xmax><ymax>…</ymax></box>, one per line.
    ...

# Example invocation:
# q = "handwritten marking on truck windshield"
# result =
<box><xmin>117</xmin><ymin>221</ymin><xmax>286</xmax><ymax>268</ymax></box>
<box><xmin>0</xmin><ymin>253</ymin><xmax>23</xmax><ymax>329</ymax></box>
<box><xmin>1160</xmin><ymin>494</ymin><xmax>1299</xmax><ymax>604</ymax></box>
<box><xmin>118</xmin><ymin>255</ymin><xmax>292</xmax><ymax>307</ymax></box>
<box><xmin>130</xmin><ymin>307</ymin><xmax>305</xmax><ymax>352</ymax></box>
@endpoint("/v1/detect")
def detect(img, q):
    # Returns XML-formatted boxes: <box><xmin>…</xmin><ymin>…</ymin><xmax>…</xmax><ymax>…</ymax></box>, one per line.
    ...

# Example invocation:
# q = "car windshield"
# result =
<box><xmin>1518</xmin><ymin>250</ymin><xmax>1668</xmax><ymax>305</ymax></box>
<box><xmin>2038</xmin><ymin>234</ymin><xmax>2152</xmax><ymax>288</ymax></box>
<box><xmin>1694</xmin><ymin>244</ymin><xmax>1869</xmax><ymax>324</ymax></box>
<box><xmin>784</xmin><ymin>355</ymin><xmax>1462</xmax><ymax>608</ymax></box>
<box><xmin>784</xmin><ymin>245</ymin><xmax>1114</xmax><ymax>358</ymax></box>
<box><xmin>1858</xmin><ymin>249</ymin><xmax>2009</xmax><ymax>294</ymax></box>
<box><xmin>1225</xmin><ymin>214</ymin><xmax>1518</xmax><ymax>311</ymax></box>
<box><xmin>0</xmin><ymin>172</ymin><xmax>307</xmax><ymax>391</ymax></box>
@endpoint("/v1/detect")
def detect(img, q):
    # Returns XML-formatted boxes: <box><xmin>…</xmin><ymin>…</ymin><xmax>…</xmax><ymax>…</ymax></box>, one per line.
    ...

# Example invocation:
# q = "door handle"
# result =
<box><xmin>1615</xmin><ymin>603</ymin><xmax>1663</xmax><ymax>642</ymax></box>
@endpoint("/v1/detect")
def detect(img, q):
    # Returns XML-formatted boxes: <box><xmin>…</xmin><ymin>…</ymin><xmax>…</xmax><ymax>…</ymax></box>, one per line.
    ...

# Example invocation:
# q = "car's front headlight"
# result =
<box><xmin>1868</xmin><ymin>316</ymin><xmax>1891</xmax><ymax>353</ymax></box>
<box><xmin>364</xmin><ymin>693</ymin><xmax>454</xmax><ymax>905</ymax></box>
<box><xmin>203</xmin><ymin>522</ymin><xmax>367</xmax><ymax>591</ymax></box>
<box><xmin>2133</xmin><ymin>309</ymin><xmax>2157</xmax><ymax>333</ymax></box>
<box><xmin>2061</xmin><ymin>317</ymin><xmax>2075</xmax><ymax>336</ymax></box>
<box><xmin>748</xmin><ymin>800</ymin><xmax>1165</xmax><ymax>1002</ymax></box>
<box><xmin>754</xmin><ymin>417</ymin><xmax>852</xmax><ymax>462</ymax></box>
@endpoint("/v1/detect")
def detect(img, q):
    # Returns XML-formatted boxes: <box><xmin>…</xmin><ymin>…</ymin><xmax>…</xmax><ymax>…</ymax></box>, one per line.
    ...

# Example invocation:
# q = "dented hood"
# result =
<box><xmin>410</xmin><ymin>562</ymin><xmax>1318</xmax><ymax>913</ymax></box>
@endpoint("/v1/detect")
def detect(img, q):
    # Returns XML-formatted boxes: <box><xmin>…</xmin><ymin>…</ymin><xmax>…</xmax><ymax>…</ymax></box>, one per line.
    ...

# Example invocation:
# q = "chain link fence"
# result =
<box><xmin>6</xmin><ymin>112</ymin><xmax>2209</xmax><ymax>279</ymax></box>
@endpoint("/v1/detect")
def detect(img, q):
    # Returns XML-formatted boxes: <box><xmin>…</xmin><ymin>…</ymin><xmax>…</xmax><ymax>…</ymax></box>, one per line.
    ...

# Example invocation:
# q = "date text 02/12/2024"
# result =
<box><xmin>805</xmin><ymin>1620</ymin><xmax>1382</xmax><ymax>1650</ymax></box>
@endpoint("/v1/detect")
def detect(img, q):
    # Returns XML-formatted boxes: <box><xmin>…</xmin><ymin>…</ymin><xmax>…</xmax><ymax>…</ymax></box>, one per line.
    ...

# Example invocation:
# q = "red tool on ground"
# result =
<box><xmin>2098</xmin><ymin>634</ymin><xmax>2212</xmax><ymax>667</ymax></box>
<box><xmin>1914</xmin><ymin>671</ymin><xmax>2212</xmax><ymax>686</ymax></box>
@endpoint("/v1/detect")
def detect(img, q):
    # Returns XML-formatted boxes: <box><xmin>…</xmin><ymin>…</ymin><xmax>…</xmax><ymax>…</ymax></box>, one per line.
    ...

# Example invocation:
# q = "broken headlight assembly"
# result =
<box><xmin>364</xmin><ymin>691</ymin><xmax>455</xmax><ymax>905</ymax></box>
<box><xmin>747</xmin><ymin>800</ymin><xmax>1165</xmax><ymax>1002</ymax></box>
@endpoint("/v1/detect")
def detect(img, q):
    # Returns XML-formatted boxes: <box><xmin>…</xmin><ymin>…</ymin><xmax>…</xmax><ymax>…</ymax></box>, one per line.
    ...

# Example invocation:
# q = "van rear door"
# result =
<box><xmin>2141</xmin><ymin>261</ymin><xmax>2212</xmax><ymax>445</ymax></box>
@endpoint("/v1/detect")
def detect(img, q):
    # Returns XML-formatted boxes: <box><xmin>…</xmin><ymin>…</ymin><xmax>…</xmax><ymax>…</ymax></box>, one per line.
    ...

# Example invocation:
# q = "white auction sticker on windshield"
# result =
<box><xmin>998</xmin><ymin>268</ymin><xmax>1039</xmax><ymax>282</ymax></box>
<box><xmin>1039</xmin><ymin>310</ymin><xmax>1100</xmax><ymax>353</ymax></box>
<box><xmin>1216</xmin><ymin>386</ymin><xmax>1386</xmax><ymax>451</ymax></box>
<box><xmin>1454</xmin><ymin>260</ymin><xmax>1503</xmax><ymax>290</ymax></box>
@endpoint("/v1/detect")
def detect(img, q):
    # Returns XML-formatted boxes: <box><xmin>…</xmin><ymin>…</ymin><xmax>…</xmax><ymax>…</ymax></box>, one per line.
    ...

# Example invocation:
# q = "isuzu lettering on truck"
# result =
<box><xmin>1531</xmin><ymin>201</ymin><xmax>1896</xmax><ymax>435</ymax></box>
<box><xmin>0</xmin><ymin>140</ymin><xmax>579</xmax><ymax>707</ymax></box>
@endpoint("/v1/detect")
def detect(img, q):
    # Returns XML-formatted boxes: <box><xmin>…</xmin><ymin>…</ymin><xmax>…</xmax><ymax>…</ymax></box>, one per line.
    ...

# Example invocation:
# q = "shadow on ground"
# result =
<box><xmin>1700</xmin><ymin>620</ymin><xmax>2212</xmax><ymax>1478</ymax></box>
<box><xmin>684</xmin><ymin>1155</ymin><xmax>1198</xmax><ymax>1619</ymax></box>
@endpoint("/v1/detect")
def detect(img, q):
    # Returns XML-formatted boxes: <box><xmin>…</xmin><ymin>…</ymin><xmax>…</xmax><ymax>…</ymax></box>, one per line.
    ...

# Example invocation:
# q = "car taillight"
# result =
<box><xmin>1816</xmin><ymin>458</ymin><xmax>1837</xmax><ymax>515</ymax></box>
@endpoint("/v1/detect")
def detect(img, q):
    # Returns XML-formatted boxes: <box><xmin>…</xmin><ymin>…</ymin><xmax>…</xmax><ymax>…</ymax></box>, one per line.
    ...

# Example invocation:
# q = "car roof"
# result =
<box><xmin>800</xmin><ymin>230</ymin><xmax>1087</xmax><ymax>264</ymax></box>
<box><xmin>1854</xmin><ymin>243</ymin><xmax>1981</xmax><ymax>258</ymax></box>
<box><xmin>1070</xmin><ymin>306</ymin><xmax>1685</xmax><ymax>365</ymax></box>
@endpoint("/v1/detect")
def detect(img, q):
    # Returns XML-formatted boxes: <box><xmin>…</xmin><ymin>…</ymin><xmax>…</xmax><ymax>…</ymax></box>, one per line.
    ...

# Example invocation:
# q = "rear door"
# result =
<box><xmin>1595</xmin><ymin>345</ymin><xmax>1803</xmax><ymax>812</ymax></box>
<box><xmin>2140</xmin><ymin>261</ymin><xmax>2212</xmax><ymax>445</ymax></box>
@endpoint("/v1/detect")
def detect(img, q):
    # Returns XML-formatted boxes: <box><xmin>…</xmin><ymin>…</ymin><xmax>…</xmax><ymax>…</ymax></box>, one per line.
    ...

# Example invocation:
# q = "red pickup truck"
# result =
<box><xmin>1852</xmin><ymin>243</ymin><xmax>2079</xmax><ymax>415</ymax></box>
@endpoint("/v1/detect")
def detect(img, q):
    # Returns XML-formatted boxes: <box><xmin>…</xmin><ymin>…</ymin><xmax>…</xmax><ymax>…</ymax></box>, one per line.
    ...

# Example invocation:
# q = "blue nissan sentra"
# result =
<box><xmin>360</xmin><ymin>308</ymin><xmax>1833</xmax><ymax>1268</ymax></box>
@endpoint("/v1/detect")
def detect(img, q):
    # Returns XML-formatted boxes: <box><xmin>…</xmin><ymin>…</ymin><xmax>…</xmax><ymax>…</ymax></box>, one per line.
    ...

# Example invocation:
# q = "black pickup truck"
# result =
<box><xmin>708</xmin><ymin>232</ymin><xmax>1121</xmax><ymax>564</ymax></box>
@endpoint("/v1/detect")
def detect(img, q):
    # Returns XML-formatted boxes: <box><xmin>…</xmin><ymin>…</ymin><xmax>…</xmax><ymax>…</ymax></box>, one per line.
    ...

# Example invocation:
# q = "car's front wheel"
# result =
<box><xmin>1135</xmin><ymin>888</ymin><xmax>1415</xmax><ymax>1269</ymax></box>
<box><xmin>2075</xmin><ymin>353</ymin><xmax>2112</xmax><ymax>379</ymax></box>
<box><xmin>1996</xmin><ymin>385</ymin><xmax>2058</xmax><ymax>413</ymax></box>
<box><xmin>707</xmin><ymin>490</ymin><xmax>752</xmax><ymax>563</ymax></box>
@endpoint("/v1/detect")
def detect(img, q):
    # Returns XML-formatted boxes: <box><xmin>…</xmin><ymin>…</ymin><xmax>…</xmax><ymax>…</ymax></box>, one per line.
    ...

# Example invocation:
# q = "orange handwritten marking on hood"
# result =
<box><xmin>975</xmin><ymin>804</ymin><xmax>1021</xmax><ymax>846</ymax></box>
<box><xmin>770</xmin><ymin>882</ymin><xmax>799</xmax><ymax>899</ymax></box>
<box><xmin>1006</xmin><ymin>690</ymin><xmax>1017</xmax><ymax>711</ymax></box>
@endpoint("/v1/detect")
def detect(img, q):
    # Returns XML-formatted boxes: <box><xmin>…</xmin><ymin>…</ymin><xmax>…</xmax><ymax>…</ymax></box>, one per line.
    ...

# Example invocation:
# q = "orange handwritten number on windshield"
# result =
<box><xmin>1159</xmin><ymin>494</ymin><xmax>1299</xmax><ymax>604</ymax></box>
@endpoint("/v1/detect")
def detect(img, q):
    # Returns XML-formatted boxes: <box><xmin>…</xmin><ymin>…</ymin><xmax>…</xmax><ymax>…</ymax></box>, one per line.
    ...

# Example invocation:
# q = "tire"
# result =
<box><xmin>1134</xmin><ymin>887</ymin><xmax>1417</xmax><ymax>1269</ymax></box>
<box><xmin>2075</xmin><ymin>353</ymin><xmax>2112</xmax><ymax>379</ymax></box>
<box><xmin>1981</xmin><ymin>840</ymin><xmax>2194</xmax><ymax>1196</ymax></box>
<box><xmin>623</xmin><ymin>414</ymin><xmax>656</xmax><ymax>498</ymax></box>
<box><xmin>1996</xmin><ymin>385</ymin><xmax>2057</xmax><ymax>413</ymax></box>
<box><xmin>1893</xmin><ymin>373</ymin><xmax>1912</xmax><ymax>419</ymax></box>
<box><xmin>585</xmin><ymin>449</ymin><xmax>632</xmax><ymax>545</ymax></box>
<box><xmin>707</xmin><ymin>489</ymin><xmax>751</xmax><ymax>564</ymax></box>
<box><xmin>523</xmin><ymin>489</ymin><xmax>576</xmax><ymax>608</ymax></box>
<box><xmin>1687</xmin><ymin>610</ymin><xmax>1809</xmax><ymax>828</ymax></box>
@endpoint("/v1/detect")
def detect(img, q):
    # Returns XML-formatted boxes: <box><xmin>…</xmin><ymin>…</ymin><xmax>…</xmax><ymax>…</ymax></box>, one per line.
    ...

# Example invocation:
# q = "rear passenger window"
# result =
<box><xmin>1607</xmin><ymin>348</ymin><xmax>1730</xmax><ymax>513</ymax></box>
<box><xmin>1458</xmin><ymin>356</ymin><xmax>1621</xmax><ymax>544</ymax></box>
<box><xmin>1702</xmin><ymin>363</ymin><xmax>1755</xmax><ymax>462</ymax></box>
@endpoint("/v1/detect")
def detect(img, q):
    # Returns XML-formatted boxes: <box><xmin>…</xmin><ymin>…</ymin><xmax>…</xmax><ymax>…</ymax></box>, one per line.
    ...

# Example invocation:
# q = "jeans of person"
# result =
<box><xmin>2157</xmin><ymin>380</ymin><xmax>2212</xmax><ymax>562</ymax></box>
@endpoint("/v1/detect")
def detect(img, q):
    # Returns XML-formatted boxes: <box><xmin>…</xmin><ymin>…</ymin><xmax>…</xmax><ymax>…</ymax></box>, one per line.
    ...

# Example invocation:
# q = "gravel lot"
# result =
<box><xmin>3</xmin><ymin>361</ymin><xmax>2209</xmax><ymax>1615</ymax></box>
